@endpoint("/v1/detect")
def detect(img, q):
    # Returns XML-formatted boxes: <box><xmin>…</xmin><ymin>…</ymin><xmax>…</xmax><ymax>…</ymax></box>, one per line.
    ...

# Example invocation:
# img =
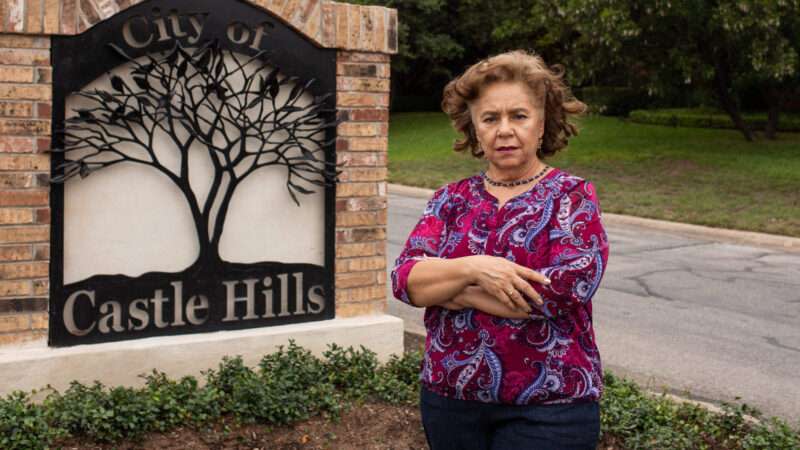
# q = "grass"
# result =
<box><xmin>388</xmin><ymin>112</ymin><xmax>800</xmax><ymax>237</ymax></box>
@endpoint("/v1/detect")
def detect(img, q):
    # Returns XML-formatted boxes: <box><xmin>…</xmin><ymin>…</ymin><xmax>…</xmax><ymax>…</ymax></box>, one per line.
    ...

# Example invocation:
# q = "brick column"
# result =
<box><xmin>0</xmin><ymin>0</ymin><xmax>398</xmax><ymax>346</ymax></box>
<box><xmin>0</xmin><ymin>34</ymin><xmax>51</xmax><ymax>345</ymax></box>
<box><xmin>335</xmin><ymin>51</ymin><xmax>390</xmax><ymax>317</ymax></box>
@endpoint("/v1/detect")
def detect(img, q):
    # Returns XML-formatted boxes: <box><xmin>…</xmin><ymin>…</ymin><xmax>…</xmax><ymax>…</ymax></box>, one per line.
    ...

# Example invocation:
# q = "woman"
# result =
<box><xmin>391</xmin><ymin>50</ymin><xmax>609</xmax><ymax>450</ymax></box>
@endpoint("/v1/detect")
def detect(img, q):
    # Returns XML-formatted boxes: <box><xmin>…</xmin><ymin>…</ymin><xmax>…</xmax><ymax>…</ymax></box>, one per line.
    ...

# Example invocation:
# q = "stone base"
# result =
<box><xmin>0</xmin><ymin>315</ymin><xmax>404</xmax><ymax>395</ymax></box>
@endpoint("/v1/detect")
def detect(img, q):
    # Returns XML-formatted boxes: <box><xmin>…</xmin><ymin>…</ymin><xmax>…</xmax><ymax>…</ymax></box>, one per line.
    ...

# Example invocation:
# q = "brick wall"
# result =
<box><xmin>0</xmin><ymin>0</ymin><xmax>396</xmax><ymax>345</ymax></box>
<box><xmin>0</xmin><ymin>0</ymin><xmax>397</xmax><ymax>52</ymax></box>
<box><xmin>0</xmin><ymin>33</ymin><xmax>51</xmax><ymax>345</ymax></box>
<box><xmin>334</xmin><ymin>50</ymin><xmax>389</xmax><ymax>317</ymax></box>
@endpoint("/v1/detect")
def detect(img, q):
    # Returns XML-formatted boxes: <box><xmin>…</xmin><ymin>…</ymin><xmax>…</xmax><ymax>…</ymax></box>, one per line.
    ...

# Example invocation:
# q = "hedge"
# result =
<box><xmin>629</xmin><ymin>108</ymin><xmax>800</xmax><ymax>132</ymax></box>
<box><xmin>1</xmin><ymin>342</ymin><xmax>798</xmax><ymax>449</ymax></box>
<box><xmin>576</xmin><ymin>86</ymin><xmax>653</xmax><ymax>117</ymax></box>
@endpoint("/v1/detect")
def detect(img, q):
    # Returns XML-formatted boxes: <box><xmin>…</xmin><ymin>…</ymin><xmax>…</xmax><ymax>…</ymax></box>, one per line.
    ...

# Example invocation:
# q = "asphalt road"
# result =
<box><xmin>386</xmin><ymin>191</ymin><xmax>800</xmax><ymax>421</ymax></box>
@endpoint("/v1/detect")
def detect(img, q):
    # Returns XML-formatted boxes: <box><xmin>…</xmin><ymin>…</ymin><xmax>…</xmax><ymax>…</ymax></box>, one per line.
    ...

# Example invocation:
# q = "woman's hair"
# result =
<box><xmin>441</xmin><ymin>50</ymin><xmax>586</xmax><ymax>159</ymax></box>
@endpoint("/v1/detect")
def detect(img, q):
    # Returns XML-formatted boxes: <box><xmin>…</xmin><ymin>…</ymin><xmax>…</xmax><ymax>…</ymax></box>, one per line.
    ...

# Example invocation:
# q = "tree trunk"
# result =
<box><xmin>765</xmin><ymin>86</ymin><xmax>781</xmax><ymax>140</ymax></box>
<box><xmin>712</xmin><ymin>62</ymin><xmax>754</xmax><ymax>141</ymax></box>
<box><xmin>703</xmin><ymin>40</ymin><xmax>754</xmax><ymax>141</ymax></box>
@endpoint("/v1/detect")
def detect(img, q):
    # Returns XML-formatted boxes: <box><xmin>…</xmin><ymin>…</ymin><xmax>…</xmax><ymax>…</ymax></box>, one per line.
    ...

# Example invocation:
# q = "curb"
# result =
<box><xmin>388</xmin><ymin>183</ymin><xmax>800</xmax><ymax>253</ymax></box>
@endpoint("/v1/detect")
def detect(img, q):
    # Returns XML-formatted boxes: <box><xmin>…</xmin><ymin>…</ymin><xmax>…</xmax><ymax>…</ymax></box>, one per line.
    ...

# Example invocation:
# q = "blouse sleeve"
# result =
<box><xmin>531</xmin><ymin>180</ymin><xmax>609</xmax><ymax>318</ymax></box>
<box><xmin>390</xmin><ymin>186</ymin><xmax>451</xmax><ymax>306</ymax></box>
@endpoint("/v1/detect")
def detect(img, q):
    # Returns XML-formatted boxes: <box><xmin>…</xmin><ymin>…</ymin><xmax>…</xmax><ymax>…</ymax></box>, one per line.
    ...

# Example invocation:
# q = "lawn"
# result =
<box><xmin>388</xmin><ymin>112</ymin><xmax>800</xmax><ymax>237</ymax></box>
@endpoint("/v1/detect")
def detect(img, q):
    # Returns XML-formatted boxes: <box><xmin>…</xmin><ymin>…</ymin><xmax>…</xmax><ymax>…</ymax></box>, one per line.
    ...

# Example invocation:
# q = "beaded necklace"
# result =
<box><xmin>482</xmin><ymin>165</ymin><xmax>550</xmax><ymax>187</ymax></box>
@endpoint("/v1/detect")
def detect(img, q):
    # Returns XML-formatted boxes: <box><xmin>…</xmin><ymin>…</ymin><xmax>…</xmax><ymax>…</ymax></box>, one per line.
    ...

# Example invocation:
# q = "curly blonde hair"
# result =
<box><xmin>441</xmin><ymin>50</ymin><xmax>586</xmax><ymax>159</ymax></box>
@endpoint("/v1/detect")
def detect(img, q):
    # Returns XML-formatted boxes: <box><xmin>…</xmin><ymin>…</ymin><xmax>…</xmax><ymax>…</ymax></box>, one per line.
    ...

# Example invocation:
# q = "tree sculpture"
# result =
<box><xmin>51</xmin><ymin>41</ymin><xmax>338</xmax><ymax>271</ymax></box>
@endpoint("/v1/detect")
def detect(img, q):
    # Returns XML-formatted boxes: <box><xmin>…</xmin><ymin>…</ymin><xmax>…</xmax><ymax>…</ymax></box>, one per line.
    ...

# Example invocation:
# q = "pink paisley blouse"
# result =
<box><xmin>391</xmin><ymin>168</ymin><xmax>609</xmax><ymax>405</ymax></box>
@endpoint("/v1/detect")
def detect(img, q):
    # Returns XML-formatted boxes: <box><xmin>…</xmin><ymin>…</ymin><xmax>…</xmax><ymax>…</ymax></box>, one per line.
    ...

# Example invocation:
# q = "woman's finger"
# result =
<box><xmin>511</xmin><ymin>276</ymin><xmax>543</xmax><ymax>307</ymax></box>
<box><xmin>503</xmin><ymin>281</ymin><xmax>532</xmax><ymax>312</ymax></box>
<box><xmin>517</xmin><ymin>266</ymin><xmax>551</xmax><ymax>286</ymax></box>
<box><xmin>492</xmin><ymin>287</ymin><xmax>518</xmax><ymax>311</ymax></box>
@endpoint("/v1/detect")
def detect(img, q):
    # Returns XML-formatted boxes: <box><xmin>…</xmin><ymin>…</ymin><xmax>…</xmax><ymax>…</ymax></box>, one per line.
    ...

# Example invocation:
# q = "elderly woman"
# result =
<box><xmin>391</xmin><ymin>50</ymin><xmax>609</xmax><ymax>450</ymax></box>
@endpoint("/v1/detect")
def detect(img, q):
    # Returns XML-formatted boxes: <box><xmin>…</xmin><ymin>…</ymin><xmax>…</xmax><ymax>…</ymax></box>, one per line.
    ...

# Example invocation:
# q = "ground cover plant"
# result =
<box><xmin>1</xmin><ymin>341</ymin><xmax>798</xmax><ymax>449</ymax></box>
<box><xmin>388</xmin><ymin>112</ymin><xmax>800</xmax><ymax>237</ymax></box>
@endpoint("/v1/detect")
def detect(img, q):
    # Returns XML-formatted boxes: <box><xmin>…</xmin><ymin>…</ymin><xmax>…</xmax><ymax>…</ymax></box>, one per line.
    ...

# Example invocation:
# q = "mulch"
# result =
<box><xmin>57</xmin><ymin>402</ymin><xmax>428</xmax><ymax>450</ymax></box>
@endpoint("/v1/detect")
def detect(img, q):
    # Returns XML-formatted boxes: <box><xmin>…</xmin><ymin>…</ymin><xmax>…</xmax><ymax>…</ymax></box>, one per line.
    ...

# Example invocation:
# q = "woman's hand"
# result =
<box><xmin>463</xmin><ymin>255</ymin><xmax>549</xmax><ymax>313</ymax></box>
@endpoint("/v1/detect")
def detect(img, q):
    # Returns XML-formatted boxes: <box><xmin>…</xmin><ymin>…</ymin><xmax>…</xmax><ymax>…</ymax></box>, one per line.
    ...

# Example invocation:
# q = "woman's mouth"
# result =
<box><xmin>496</xmin><ymin>146</ymin><xmax>517</xmax><ymax>152</ymax></box>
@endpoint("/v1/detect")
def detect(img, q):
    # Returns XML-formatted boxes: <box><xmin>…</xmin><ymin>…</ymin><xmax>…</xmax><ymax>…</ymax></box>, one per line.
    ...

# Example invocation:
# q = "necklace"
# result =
<box><xmin>483</xmin><ymin>165</ymin><xmax>550</xmax><ymax>188</ymax></box>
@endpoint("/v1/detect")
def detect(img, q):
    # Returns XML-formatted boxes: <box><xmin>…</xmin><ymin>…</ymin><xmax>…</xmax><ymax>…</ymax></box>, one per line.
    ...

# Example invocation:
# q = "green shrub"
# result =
<box><xmin>371</xmin><ymin>350</ymin><xmax>423</xmax><ymax>404</ymax></box>
<box><xmin>207</xmin><ymin>345</ymin><xmax>343</xmax><ymax>424</ymax></box>
<box><xmin>601</xmin><ymin>372</ymin><xmax>800</xmax><ymax>449</ymax></box>
<box><xmin>323</xmin><ymin>343</ymin><xmax>380</xmax><ymax>396</ymax></box>
<box><xmin>0</xmin><ymin>391</ymin><xmax>63</xmax><ymax>449</ymax></box>
<box><xmin>576</xmin><ymin>86</ymin><xmax>653</xmax><ymax>116</ymax></box>
<box><xmin>43</xmin><ymin>381</ymin><xmax>157</xmax><ymax>442</ymax></box>
<box><xmin>628</xmin><ymin>108</ymin><xmax>800</xmax><ymax>132</ymax></box>
<box><xmin>141</xmin><ymin>371</ymin><xmax>223</xmax><ymax>429</ymax></box>
<box><xmin>0</xmin><ymin>343</ymin><xmax>797</xmax><ymax>449</ymax></box>
<box><xmin>382</xmin><ymin>349</ymin><xmax>422</xmax><ymax>387</ymax></box>
<box><xmin>742</xmin><ymin>417</ymin><xmax>800</xmax><ymax>449</ymax></box>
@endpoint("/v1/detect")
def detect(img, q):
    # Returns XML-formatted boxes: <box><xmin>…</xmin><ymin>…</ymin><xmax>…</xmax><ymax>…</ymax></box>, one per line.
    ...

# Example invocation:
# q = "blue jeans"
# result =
<box><xmin>420</xmin><ymin>387</ymin><xmax>600</xmax><ymax>450</ymax></box>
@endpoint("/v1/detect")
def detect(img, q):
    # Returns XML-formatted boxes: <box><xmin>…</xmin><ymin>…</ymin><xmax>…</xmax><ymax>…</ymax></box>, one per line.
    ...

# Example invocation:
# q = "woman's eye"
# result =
<box><xmin>483</xmin><ymin>117</ymin><xmax>496</xmax><ymax>123</ymax></box>
<box><xmin>515</xmin><ymin>114</ymin><xmax>527</xmax><ymax>120</ymax></box>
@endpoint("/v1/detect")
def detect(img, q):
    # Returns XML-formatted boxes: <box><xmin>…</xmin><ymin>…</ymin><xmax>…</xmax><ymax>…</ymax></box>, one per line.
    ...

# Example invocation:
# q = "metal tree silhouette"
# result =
<box><xmin>51</xmin><ymin>41</ymin><xmax>338</xmax><ymax>270</ymax></box>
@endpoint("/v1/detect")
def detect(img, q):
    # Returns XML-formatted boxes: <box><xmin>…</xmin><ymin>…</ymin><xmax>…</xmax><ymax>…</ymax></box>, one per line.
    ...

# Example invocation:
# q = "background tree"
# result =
<box><xmin>442</xmin><ymin>0</ymin><xmax>800</xmax><ymax>140</ymax></box>
<box><xmin>359</xmin><ymin>0</ymin><xmax>799</xmax><ymax>140</ymax></box>
<box><xmin>352</xmin><ymin>0</ymin><xmax>466</xmax><ymax>109</ymax></box>
<box><xmin>51</xmin><ymin>41</ymin><xmax>338</xmax><ymax>271</ymax></box>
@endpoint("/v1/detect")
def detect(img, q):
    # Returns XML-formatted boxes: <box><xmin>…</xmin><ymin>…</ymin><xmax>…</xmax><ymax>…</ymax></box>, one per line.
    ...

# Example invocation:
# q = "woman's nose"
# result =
<box><xmin>497</xmin><ymin>117</ymin><xmax>513</xmax><ymax>136</ymax></box>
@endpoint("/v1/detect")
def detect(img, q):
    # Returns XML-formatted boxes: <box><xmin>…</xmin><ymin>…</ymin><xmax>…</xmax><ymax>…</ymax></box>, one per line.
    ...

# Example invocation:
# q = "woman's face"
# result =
<box><xmin>470</xmin><ymin>81</ymin><xmax>544</xmax><ymax>175</ymax></box>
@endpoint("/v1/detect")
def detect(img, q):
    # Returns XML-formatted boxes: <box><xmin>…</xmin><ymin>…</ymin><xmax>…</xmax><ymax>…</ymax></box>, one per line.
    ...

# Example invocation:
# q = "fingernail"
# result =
<box><xmin>544</xmin><ymin>278</ymin><xmax>551</xmax><ymax>285</ymax></box>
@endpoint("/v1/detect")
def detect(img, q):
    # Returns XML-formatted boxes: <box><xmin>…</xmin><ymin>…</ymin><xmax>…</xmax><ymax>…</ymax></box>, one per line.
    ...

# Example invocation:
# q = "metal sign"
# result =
<box><xmin>49</xmin><ymin>0</ymin><xmax>337</xmax><ymax>346</ymax></box>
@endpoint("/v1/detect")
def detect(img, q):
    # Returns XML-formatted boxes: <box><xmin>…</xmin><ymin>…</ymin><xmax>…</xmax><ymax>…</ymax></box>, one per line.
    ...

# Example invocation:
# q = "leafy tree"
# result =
<box><xmin>466</xmin><ymin>0</ymin><xmax>800</xmax><ymax>140</ymax></box>
<box><xmin>351</xmin><ymin>0</ymin><xmax>466</xmax><ymax>106</ymax></box>
<box><xmin>357</xmin><ymin>0</ymin><xmax>799</xmax><ymax>140</ymax></box>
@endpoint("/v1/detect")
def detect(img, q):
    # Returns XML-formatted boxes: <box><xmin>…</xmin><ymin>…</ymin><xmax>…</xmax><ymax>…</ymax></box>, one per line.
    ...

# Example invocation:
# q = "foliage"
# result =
<box><xmin>577</xmin><ymin>86</ymin><xmax>652</xmax><ymax>116</ymax></box>
<box><xmin>0</xmin><ymin>391</ymin><xmax>64</xmax><ymax>449</ymax></box>
<box><xmin>0</xmin><ymin>342</ymin><xmax>420</xmax><ymax>448</ymax></box>
<box><xmin>358</xmin><ymin>0</ymin><xmax>799</xmax><ymax>138</ymax></box>
<box><xmin>601</xmin><ymin>372</ymin><xmax>800</xmax><ymax>449</ymax></box>
<box><xmin>44</xmin><ymin>382</ymin><xmax>158</xmax><ymax>442</ymax></box>
<box><xmin>349</xmin><ymin>0</ymin><xmax>467</xmax><ymax>102</ymax></box>
<box><xmin>1</xmin><ymin>342</ymin><xmax>797</xmax><ymax>448</ymax></box>
<box><xmin>629</xmin><ymin>108</ymin><xmax>800</xmax><ymax>132</ymax></box>
<box><xmin>497</xmin><ymin>1</ymin><xmax>800</xmax><ymax>139</ymax></box>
